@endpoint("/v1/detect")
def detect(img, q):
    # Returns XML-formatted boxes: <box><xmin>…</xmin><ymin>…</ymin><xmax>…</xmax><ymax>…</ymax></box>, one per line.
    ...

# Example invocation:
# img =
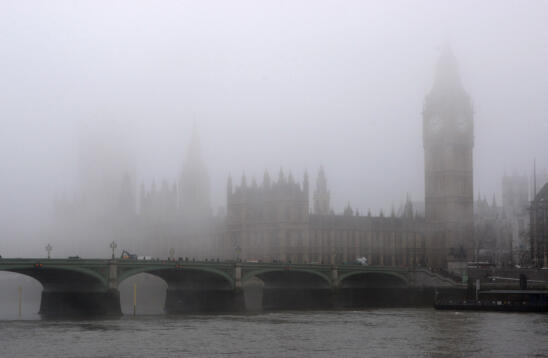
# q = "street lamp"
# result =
<box><xmin>110</xmin><ymin>241</ymin><xmax>117</xmax><ymax>260</ymax></box>
<box><xmin>45</xmin><ymin>244</ymin><xmax>52</xmax><ymax>259</ymax></box>
<box><xmin>234</xmin><ymin>245</ymin><xmax>241</xmax><ymax>262</ymax></box>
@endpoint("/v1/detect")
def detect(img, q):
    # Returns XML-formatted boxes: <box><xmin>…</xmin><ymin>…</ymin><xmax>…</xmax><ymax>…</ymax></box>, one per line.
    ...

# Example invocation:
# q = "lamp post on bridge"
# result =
<box><xmin>45</xmin><ymin>244</ymin><xmax>52</xmax><ymax>259</ymax></box>
<box><xmin>110</xmin><ymin>241</ymin><xmax>117</xmax><ymax>260</ymax></box>
<box><xmin>234</xmin><ymin>245</ymin><xmax>241</xmax><ymax>262</ymax></box>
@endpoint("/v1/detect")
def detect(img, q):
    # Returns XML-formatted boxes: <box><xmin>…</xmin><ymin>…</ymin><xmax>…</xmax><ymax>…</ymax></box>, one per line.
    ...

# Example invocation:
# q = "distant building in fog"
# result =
<box><xmin>138</xmin><ymin>126</ymin><xmax>215</xmax><ymax>258</ymax></box>
<box><xmin>474</xmin><ymin>194</ymin><xmax>513</xmax><ymax>266</ymax></box>
<box><xmin>53</xmin><ymin>124</ymin><xmax>217</xmax><ymax>259</ymax></box>
<box><xmin>222</xmin><ymin>169</ymin><xmax>437</xmax><ymax>266</ymax></box>
<box><xmin>52</xmin><ymin>121</ymin><xmax>137</xmax><ymax>256</ymax></box>
<box><xmin>422</xmin><ymin>45</ymin><xmax>475</xmax><ymax>273</ymax></box>
<box><xmin>502</xmin><ymin>174</ymin><xmax>530</xmax><ymax>264</ymax></box>
<box><xmin>530</xmin><ymin>182</ymin><xmax>548</xmax><ymax>268</ymax></box>
<box><xmin>51</xmin><ymin>48</ymin><xmax>525</xmax><ymax>272</ymax></box>
<box><xmin>217</xmin><ymin>46</ymin><xmax>517</xmax><ymax>272</ymax></box>
<box><xmin>313</xmin><ymin>166</ymin><xmax>330</xmax><ymax>215</ymax></box>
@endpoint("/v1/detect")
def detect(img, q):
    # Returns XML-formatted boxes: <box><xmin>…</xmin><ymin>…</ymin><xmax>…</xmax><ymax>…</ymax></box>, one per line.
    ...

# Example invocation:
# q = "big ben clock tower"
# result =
<box><xmin>423</xmin><ymin>46</ymin><xmax>474</xmax><ymax>272</ymax></box>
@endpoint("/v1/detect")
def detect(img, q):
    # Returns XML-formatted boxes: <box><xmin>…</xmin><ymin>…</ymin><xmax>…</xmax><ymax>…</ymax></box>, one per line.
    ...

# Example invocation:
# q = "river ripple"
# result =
<box><xmin>1</xmin><ymin>309</ymin><xmax>547</xmax><ymax>358</ymax></box>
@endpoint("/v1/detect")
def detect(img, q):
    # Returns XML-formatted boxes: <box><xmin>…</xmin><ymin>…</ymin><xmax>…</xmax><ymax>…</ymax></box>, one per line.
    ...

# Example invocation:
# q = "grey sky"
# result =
<box><xmin>1</xmin><ymin>1</ymin><xmax>547</xmax><ymax>254</ymax></box>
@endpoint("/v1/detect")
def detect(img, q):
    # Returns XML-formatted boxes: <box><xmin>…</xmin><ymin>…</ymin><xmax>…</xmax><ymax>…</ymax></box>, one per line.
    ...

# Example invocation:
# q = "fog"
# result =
<box><xmin>1</xmin><ymin>1</ymin><xmax>547</xmax><ymax>257</ymax></box>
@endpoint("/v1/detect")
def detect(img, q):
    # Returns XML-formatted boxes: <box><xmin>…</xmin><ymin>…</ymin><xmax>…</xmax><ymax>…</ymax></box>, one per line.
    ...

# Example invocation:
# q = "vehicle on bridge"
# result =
<box><xmin>121</xmin><ymin>250</ymin><xmax>137</xmax><ymax>260</ymax></box>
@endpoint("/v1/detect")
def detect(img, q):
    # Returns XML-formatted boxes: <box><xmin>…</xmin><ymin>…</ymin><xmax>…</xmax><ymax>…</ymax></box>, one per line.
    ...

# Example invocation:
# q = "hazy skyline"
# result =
<box><xmin>1</xmin><ymin>1</ymin><xmax>547</xmax><ymax>256</ymax></box>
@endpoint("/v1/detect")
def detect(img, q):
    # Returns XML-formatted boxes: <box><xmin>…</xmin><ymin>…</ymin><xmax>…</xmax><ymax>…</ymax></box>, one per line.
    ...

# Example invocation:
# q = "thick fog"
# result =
<box><xmin>1</xmin><ymin>1</ymin><xmax>547</xmax><ymax>257</ymax></box>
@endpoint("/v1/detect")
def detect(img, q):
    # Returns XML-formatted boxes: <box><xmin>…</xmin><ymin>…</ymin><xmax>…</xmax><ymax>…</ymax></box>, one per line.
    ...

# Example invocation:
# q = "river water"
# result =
<box><xmin>1</xmin><ymin>309</ymin><xmax>547</xmax><ymax>358</ymax></box>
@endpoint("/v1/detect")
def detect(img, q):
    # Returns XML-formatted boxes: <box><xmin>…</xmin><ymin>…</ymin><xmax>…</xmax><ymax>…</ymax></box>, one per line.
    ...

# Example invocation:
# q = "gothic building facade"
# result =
<box><xmin>221</xmin><ymin>168</ymin><xmax>444</xmax><ymax>267</ymax></box>
<box><xmin>224</xmin><ymin>170</ymin><xmax>310</xmax><ymax>262</ymax></box>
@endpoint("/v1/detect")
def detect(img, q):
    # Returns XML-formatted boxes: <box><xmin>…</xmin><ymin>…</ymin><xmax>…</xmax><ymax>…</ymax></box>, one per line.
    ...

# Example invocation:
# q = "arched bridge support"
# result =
<box><xmin>242</xmin><ymin>265</ymin><xmax>333</xmax><ymax>310</ymax></box>
<box><xmin>0</xmin><ymin>259</ymin><xmax>463</xmax><ymax>315</ymax></box>
<box><xmin>0</xmin><ymin>260</ymin><xmax>121</xmax><ymax>317</ymax></box>
<box><xmin>117</xmin><ymin>262</ymin><xmax>242</xmax><ymax>314</ymax></box>
<box><xmin>161</xmin><ymin>268</ymin><xmax>242</xmax><ymax>314</ymax></box>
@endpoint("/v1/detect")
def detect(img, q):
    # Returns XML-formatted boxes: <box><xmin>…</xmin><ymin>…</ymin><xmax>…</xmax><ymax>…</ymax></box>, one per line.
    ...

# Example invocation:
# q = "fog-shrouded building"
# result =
<box><xmin>53</xmin><ymin>125</ymin><xmax>217</xmax><ymax>259</ymax></box>
<box><xmin>222</xmin><ymin>169</ymin><xmax>441</xmax><ymax>267</ymax></box>
<box><xmin>52</xmin><ymin>121</ymin><xmax>138</xmax><ymax>257</ymax></box>
<box><xmin>474</xmin><ymin>194</ymin><xmax>513</xmax><ymax>266</ymax></box>
<box><xmin>52</xmin><ymin>47</ymin><xmax>520</xmax><ymax>272</ymax></box>
<box><xmin>138</xmin><ymin>126</ymin><xmax>216</xmax><ymax>258</ymax></box>
<box><xmin>502</xmin><ymin>174</ymin><xmax>530</xmax><ymax>264</ymax></box>
<box><xmin>530</xmin><ymin>182</ymin><xmax>548</xmax><ymax>268</ymax></box>
<box><xmin>218</xmin><ymin>46</ymin><xmax>477</xmax><ymax>272</ymax></box>
<box><xmin>422</xmin><ymin>45</ymin><xmax>475</xmax><ymax>272</ymax></box>
<box><xmin>224</xmin><ymin>170</ymin><xmax>310</xmax><ymax>262</ymax></box>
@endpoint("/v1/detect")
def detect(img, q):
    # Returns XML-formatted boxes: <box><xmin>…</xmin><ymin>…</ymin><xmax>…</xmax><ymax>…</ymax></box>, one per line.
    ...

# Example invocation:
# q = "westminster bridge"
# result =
<box><xmin>0</xmin><ymin>258</ymin><xmax>461</xmax><ymax>316</ymax></box>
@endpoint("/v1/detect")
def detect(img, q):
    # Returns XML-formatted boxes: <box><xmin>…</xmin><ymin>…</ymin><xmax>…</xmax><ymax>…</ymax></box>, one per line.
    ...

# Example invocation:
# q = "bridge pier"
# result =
<box><xmin>39</xmin><ymin>289</ymin><xmax>122</xmax><ymax>317</ymax></box>
<box><xmin>157</xmin><ymin>265</ymin><xmax>244</xmax><ymax>314</ymax></box>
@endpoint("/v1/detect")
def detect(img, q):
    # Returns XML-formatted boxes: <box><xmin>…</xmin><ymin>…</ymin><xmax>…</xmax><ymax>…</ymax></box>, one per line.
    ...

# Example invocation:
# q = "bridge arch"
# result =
<box><xmin>117</xmin><ymin>265</ymin><xmax>234</xmax><ymax>288</ymax></box>
<box><xmin>0</xmin><ymin>271</ymin><xmax>43</xmax><ymax>316</ymax></box>
<box><xmin>0</xmin><ymin>265</ymin><xmax>108</xmax><ymax>290</ymax></box>
<box><xmin>243</xmin><ymin>267</ymin><xmax>332</xmax><ymax>310</ymax></box>
<box><xmin>118</xmin><ymin>273</ymin><xmax>167</xmax><ymax>315</ymax></box>
<box><xmin>243</xmin><ymin>268</ymin><xmax>331</xmax><ymax>288</ymax></box>
<box><xmin>338</xmin><ymin>270</ymin><xmax>409</xmax><ymax>288</ymax></box>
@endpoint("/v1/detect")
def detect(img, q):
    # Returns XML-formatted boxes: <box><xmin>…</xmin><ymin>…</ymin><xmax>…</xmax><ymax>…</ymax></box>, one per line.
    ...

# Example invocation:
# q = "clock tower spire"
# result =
<box><xmin>423</xmin><ymin>45</ymin><xmax>474</xmax><ymax>272</ymax></box>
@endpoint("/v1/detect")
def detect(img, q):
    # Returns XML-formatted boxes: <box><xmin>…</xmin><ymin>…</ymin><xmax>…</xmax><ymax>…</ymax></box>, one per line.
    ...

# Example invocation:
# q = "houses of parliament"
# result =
<box><xmin>53</xmin><ymin>47</ymin><xmax>531</xmax><ymax>273</ymax></box>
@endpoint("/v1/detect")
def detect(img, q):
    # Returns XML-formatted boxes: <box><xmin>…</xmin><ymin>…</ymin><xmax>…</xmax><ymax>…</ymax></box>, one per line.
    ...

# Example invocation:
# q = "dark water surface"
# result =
<box><xmin>1</xmin><ymin>309</ymin><xmax>547</xmax><ymax>358</ymax></box>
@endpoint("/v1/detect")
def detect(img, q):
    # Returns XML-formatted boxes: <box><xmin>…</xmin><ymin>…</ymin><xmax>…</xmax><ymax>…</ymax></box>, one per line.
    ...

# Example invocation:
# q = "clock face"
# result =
<box><xmin>456</xmin><ymin>115</ymin><xmax>468</xmax><ymax>132</ymax></box>
<box><xmin>429</xmin><ymin>115</ymin><xmax>441</xmax><ymax>133</ymax></box>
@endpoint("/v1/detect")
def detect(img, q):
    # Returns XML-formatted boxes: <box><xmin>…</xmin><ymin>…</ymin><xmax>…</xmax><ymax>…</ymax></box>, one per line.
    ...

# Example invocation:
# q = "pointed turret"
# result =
<box><xmin>303</xmin><ymin>170</ymin><xmax>309</xmax><ymax>201</ymax></box>
<box><xmin>313</xmin><ymin>166</ymin><xmax>330</xmax><ymax>215</ymax></box>
<box><xmin>403</xmin><ymin>194</ymin><xmax>414</xmax><ymax>219</ymax></box>
<box><xmin>278</xmin><ymin>168</ymin><xmax>286</xmax><ymax>184</ymax></box>
<box><xmin>263</xmin><ymin>170</ymin><xmax>271</xmax><ymax>188</ymax></box>
<box><xmin>227</xmin><ymin>174</ymin><xmax>233</xmax><ymax>196</ymax></box>
<box><xmin>344</xmin><ymin>202</ymin><xmax>353</xmax><ymax>216</ymax></box>
<box><xmin>178</xmin><ymin>125</ymin><xmax>212</xmax><ymax>220</ymax></box>
<box><xmin>431</xmin><ymin>44</ymin><xmax>464</xmax><ymax>94</ymax></box>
